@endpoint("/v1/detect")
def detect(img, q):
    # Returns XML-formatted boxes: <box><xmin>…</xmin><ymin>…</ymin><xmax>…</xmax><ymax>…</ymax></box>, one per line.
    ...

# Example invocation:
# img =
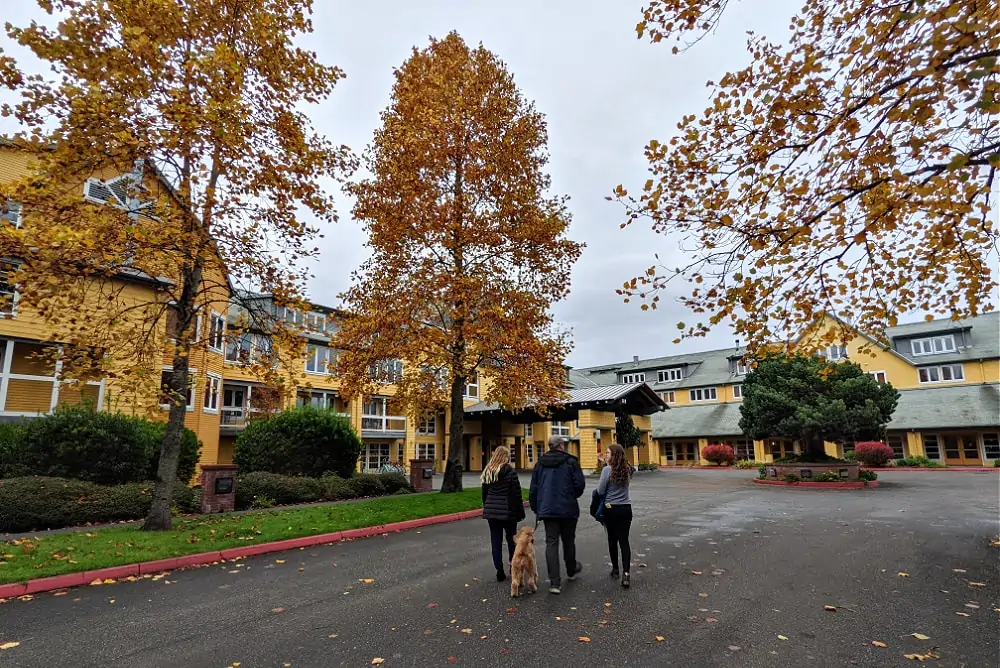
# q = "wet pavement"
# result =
<box><xmin>1</xmin><ymin>469</ymin><xmax>997</xmax><ymax>667</ymax></box>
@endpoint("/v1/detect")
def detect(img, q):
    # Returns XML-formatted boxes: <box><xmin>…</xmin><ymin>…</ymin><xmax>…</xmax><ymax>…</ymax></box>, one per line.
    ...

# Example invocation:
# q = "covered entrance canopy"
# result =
<box><xmin>462</xmin><ymin>381</ymin><xmax>668</xmax><ymax>424</ymax></box>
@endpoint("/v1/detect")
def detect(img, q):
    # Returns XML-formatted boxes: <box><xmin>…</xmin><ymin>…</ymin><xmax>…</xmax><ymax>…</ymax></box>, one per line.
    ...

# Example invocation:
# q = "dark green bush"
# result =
<box><xmin>235</xmin><ymin>472</ymin><xmax>324</xmax><ymax>510</ymax></box>
<box><xmin>843</xmin><ymin>450</ymin><xmax>856</xmax><ymax>462</ymax></box>
<box><xmin>347</xmin><ymin>473</ymin><xmax>386</xmax><ymax>498</ymax></box>
<box><xmin>0</xmin><ymin>422</ymin><xmax>27</xmax><ymax>478</ymax></box>
<box><xmin>320</xmin><ymin>474</ymin><xmax>354</xmax><ymax>501</ymax></box>
<box><xmin>0</xmin><ymin>476</ymin><xmax>197</xmax><ymax>532</ymax></box>
<box><xmin>813</xmin><ymin>471</ymin><xmax>842</xmax><ymax>482</ymax></box>
<box><xmin>896</xmin><ymin>456</ymin><xmax>943</xmax><ymax>468</ymax></box>
<box><xmin>235</xmin><ymin>407</ymin><xmax>362</xmax><ymax>478</ymax></box>
<box><xmin>377</xmin><ymin>472</ymin><xmax>411</xmax><ymax>495</ymax></box>
<box><xmin>859</xmin><ymin>470</ymin><xmax>878</xmax><ymax>482</ymax></box>
<box><xmin>12</xmin><ymin>406</ymin><xmax>201</xmax><ymax>485</ymax></box>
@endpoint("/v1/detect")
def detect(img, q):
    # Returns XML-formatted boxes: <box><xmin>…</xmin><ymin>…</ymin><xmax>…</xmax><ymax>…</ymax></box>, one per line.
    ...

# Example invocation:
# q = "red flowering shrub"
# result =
<box><xmin>702</xmin><ymin>444</ymin><xmax>736</xmax><ymax>466</ymax></box>
<box><xmin>853</xmin><ymin>441</ymin><xmax>894</xmax><ymax>467</ymax></box>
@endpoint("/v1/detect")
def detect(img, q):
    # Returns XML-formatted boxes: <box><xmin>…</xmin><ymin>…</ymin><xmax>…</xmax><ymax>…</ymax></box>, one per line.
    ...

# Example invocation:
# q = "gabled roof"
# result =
<box><xmin>464</xmin><ymin>381</ymin><xmax>667</xmax><ymax>423</ymax></box>
<box><xmin>886</xmin><ymin>311</ymin><xmax>1000</xmax><ymax>364</ymax></box>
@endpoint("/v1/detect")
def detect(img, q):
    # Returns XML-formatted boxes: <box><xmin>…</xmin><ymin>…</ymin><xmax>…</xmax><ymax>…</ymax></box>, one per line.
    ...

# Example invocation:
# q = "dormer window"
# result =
<box><xmin>910</xmin><ymin>335</ymin><xmax>956</xmax><ymax>356</ymax></box>
<box><xmin>621</xmin><ymin>372</ymin><xmax>645</xmax><ymax>384</ymax></box>
<box><xmin>83</xmin><ymin>174</ymin><xmax>150</xmax><ymax>214</ymax></box>
<box><xmin>826</xmin><ymin>345</ymin><xmax>848</xmax><ymax>361</ymax></box>
<box><xmin>734</xmin><ymin>360</ymin><xmax>749</xmax><ymax>375</ymax></box>
<box><xmin>1</xmin><ymin>201</ymin><xmax>22</xmax><ymax>228</ymax></box>
<box><xmin>657</xmin><ymin>368</ymin><xmax>683</xmax><ymax>382</ymax></box>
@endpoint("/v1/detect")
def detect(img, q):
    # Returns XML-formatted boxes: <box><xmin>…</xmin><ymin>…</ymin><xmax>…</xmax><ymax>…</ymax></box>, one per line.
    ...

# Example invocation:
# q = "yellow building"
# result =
<box><xmin>568</xmin><ymin>313</ymin><xmax>1000</xmax><ymax>467</ymax></box>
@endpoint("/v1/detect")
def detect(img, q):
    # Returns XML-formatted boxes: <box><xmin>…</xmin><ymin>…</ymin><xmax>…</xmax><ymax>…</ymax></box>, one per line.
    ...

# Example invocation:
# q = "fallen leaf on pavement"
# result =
<box><xmin>505</xmin><ymin>608</ymin><xmax>516</xmax><ymax>614</ymax></box>
<box><xmin>728</xmin><ymin>645</ymin><xmax>741</xmax><ymax>651</ymax></box>
<box><xmin>0</xmin><ymin>642</ymin><xmax>20</xmax><ymax>651</ymax></box>
<box><xmin>275</xmin><ymin>560</ymin><xmax>285</xmax><ymax>564</ymax></box>
<box><xmin>427</xmin><ymin>603</ymin><xmax>438</xmax><ymax>609</ymax></box>
<box><xmin>555</xmin><ymin>616</ymin><xmax>567</xmax><ymax>621</ymax></box>
<box><xmin>824</xmin><ymin>605</ymin><xmax>837</xmax><ymax>612</ymax></box>
<box><xmin>460</xmin><ymin>629</ymin><xmax>472</xmax><ymax>634</ymax></box>
<box><xmin>423</xmin><ymin>630</ymin><xmax>434</xmax><ymax>635</ymax></box>
<box><xmin>898</xmin><ymin>572</ymin><xmax>910</xmax><ymax>577</ymax></box>
<box><xmin>480</xmin><ymin>635</ymin><xmax>488</xmax><ymax>640</ymax></box>
<box><xmin>327</xmin><ymin>634</ymin><xmax>338</xmax><ymax>639</ymax></box>
<box><xmin>53</xmin><ymin>592</ymin><xmax>67</xmax><ymax>597</ymax></box>
<box><xmin>604</xmin><ymin>602</ymin><xmax>611</xmax><ymax>608</ymax></box>
<box><xmin>371</xmin><ymin>659</ymin><xmax>385</xmax><ymax>666</ymax></box>
<box><xmin>271</xmin><ymin>608</ymin><xmax>285</xmax><ymax>614</ymax></box>
<box><xmin>968</xmin><ymin>582</ymin><xmax>985</xmax><ymax>587</ymax></box>
<box><xmin>360</xmin><ymin>579</ymin><xmax>375</xmax><ymax>584</ymax></box>
<box><xmin>698</xmin><ymin>593</ymin><xmax>708</xmax><ymax>598</ymax></box>
<box><xmin>955</xmin><ymin>612</ymin><xmax>970</xmax><ymax>617</ymax></box>
<box><xmin>447</xmin><ymin>658</ymin><xmax>456</xmax><ymax>664</ymax></box>
<box><xmin>910</xmin><ymin>633</ymin><xmax>930</xmax><ymax>640</ymax></box>
<box><xmin>298</xmin><ymin>568</ymin><xmax>304</xmax><ymax>573</ymax></box>
<box><xmin>691</xmin><ymin>571</ymin><xmax>703</xmax><ymax>576</ymax></box>
<box><xmin>108</xmin><ymin>599</ymin><xmax>116</xmax><ymax>604</ymax></box>
<box><xmin>964</xmin><ymin>603</ymin><xmax>979</xmax><ymax>609</ymax></box>
<box><xmin>777</xmin><ymin>635</ymin><xmax>788</xmax><ymax>641</ymax></box>
<box><xmin>904</xmin><ymin>649</ymin><xmax>940</xmax><ymax>661</ymax></box>
<box><xmin>578</xmin><ymin>636</ymin><xmax>591</xmax><ymax>643</ymax></box>
<box><xmin>500</xmin><ymin>648</ymin><xmax>513</xmax><ymax>654</ymax></box>
<box><xmin>89</xmin><ymin>579</ymin><xmax>103</xmax><ymax>586</ymax></box>
<box><xmin>706</xmin><ymin>618</ymin><xmax>718</xmax><ymax>623</ymax></box>
<box><xmin>952</xmin><ymin>569</ymin><xmax>966</xmax><ymax>573</ymax></box>
<box><xmin>449</xmin><ymin>619</ymin><xmax>457</xmax><ymax>624</ymax></box>
<box><xmin>872</xmin><ymin>641</ymin><xmax>888</xmax><ymax>648</ymax></box>
<box><xmin>655</xmin><ymin>636</ymin><xmax>664</xmax><ymax>642</ymax></box>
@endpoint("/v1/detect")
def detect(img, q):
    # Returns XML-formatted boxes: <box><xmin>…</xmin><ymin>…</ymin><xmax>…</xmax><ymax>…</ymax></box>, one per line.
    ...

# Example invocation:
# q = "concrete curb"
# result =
<box><xmin>753</xmin><ymin>478</ymin><xmax>879</xmax><ymax>489</ymax></box>
<box><xmin>0</xmin><ymin>502</ymin><xmax>528</xmax><ymax>599</ymax></box>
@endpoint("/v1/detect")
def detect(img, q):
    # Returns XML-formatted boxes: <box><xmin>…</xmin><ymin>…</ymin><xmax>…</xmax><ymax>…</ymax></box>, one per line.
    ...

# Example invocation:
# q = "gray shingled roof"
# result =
<box><xmin>649</xmin><ymin>384</ymin><xmax>1000</xmax><ymax>439</ymax></box>
<box><xmin>886</xmin><ymin>311</ymin><xmax>1000</xmax><ymax>365</ymax></box>
<box><xmin>572</xmin><ymin>346</ymin><xmax>747</xmax><ymax>391</ymax></box>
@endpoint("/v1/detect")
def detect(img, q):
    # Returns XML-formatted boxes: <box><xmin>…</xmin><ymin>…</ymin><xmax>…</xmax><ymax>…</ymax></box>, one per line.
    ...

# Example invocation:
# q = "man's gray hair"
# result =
<box><xmin>548</xmin><ymin>435</ymin><xmax>569</xmax><ymax>450</ymax></box>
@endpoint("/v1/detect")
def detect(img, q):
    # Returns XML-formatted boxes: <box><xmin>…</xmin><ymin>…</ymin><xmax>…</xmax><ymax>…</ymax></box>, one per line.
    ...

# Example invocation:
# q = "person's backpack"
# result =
<box><xmin>589</xmin><ymin>488</ymin><xmax>606</xmax><ymax>523</ymax></box>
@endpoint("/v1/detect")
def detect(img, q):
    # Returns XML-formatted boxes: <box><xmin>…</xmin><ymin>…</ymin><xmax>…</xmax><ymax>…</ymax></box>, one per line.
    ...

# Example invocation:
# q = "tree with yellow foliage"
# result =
<box><xmin>0</xmin><ymin>0</ymin><xmax>352</xmax><ymax>529</ymax></box>
<box><xmin>615</xmin><ymin>0</ymin><xmax>999</xmax><ymax>351</ymax></box>
<box><xmin>335</xmin><ymin>32</ymin><xmax>582</xmax><ymax>493</ymax></box>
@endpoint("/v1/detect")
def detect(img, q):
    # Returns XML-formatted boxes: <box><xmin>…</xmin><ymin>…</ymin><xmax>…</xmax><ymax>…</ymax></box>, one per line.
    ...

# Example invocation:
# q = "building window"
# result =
<box><xmin>464</xmin><ymin>373</ymin><xmax>479</xmax><ymax>399</ymax></box>
<box><xmin>868</xmin><ymin>370</ymin><xmax>887</xmax><ymax>383</ymax></box>
<box><xmin>551</xmin><ymin>421</ymin><xmax>571</xmax><ymax>437</ymax></box>
<box><xmin>923</xmin><ymin>434</ymin><xmax>941</xmax><ymax>460</ymax></box>
<box><xmin>418</xmin><ymin>414</ymin><xmax>437</xmax><ymax>435</ymax></box>
<box><xmin>826</xmin><ymin>345</ymin><xmax>848</xmax><ymax>361</ymax></box>
<box><xmin>910</xmin><ymin>335</ymin><xmax>956</xmax><ymax>356</ymax></box>
<box><xmin>226</xmin><ymin>333</ymin><xmax>271</xmax><ymax>364</ymax></box>
<box><xmin>689</xmin><ymin>387</ymin><xmax>717</xmax><ymax>402</ymax></box>
<box><xmin>732</xmin><ymin>384</ymin><xmax>743</xmax><ymax>399</ymax></box>
<box><xmin>621</xmin><ymin>372</ymin><xmax>646</xmax><ymax>384</ymax></box>
<box><xmin>659</xmin><ymin>391</ymin><xmax>676</xmax><ymax>404</ymax></box>
<box><xmin>0</xmin><ymin>262</ymin><xmax>17</xmax><ymax>316</ymax></box>
<box><xmin>525</xmin><ymin>423</ymin><xmax>534</xmax><ymax>438</ymax></box>
<box><xmin>207</xmin><ymin>313</ymin><xmax>225</xmax><ymax>352</ymax></box>
<box><xmin>917</xmin><ymin>364</ymin><xmax>964</xmax><ymax>384</ymax></box>
<box><xmin>526</xmin><ymin>443</ymin><xmax>535</xmax><ymax>464</ymax></box>
<box><xmin>203</xmin><ymin>374</ymin><xmax>221</xmax><ymax>412</ymax></box>
<box><xmin>735</xmin><ymin>361</ymin><xmax>749</xmax><ymax>375</ymax></box>
<box><xmin>886</xmin><ymin>433</ymin><xmax>905</xmax><ymax>460</ymax></box>
<box><xmin>160</xmin><ymin>368</ymin><xmax>194</xmax><ymax>410</ymax></box>
<box><xmin>1</xmin><ymin>201</ymin><xmax>22</xmax><ymax>228</ymax></box>
<box><xmin>369</xmin><ymin>359</ymin><xmax>404</xmax><ymax>383</ymax></box>
<box><xmin>306</xmin><ymin>344</ymin><xmax>335</xmax><ymax>374</ymax></box>
<box><xmin>417</xmin><ymin>443</ymin><xmax>437</xmax><ymax>460</ymax></box>
<box><xmin>982</xmin><ymin>433</ymin><xmax>1000</xmax><ymax>461</ymax></box>
<box><xmin>657</xmin><ymin>368</ymin><xmax>682</xmax><ymax>382</ymax></box>
<box><xmin>734</xmin><ymin>440</ymin><xmax>753</xmax><ymax>460</ymax></box>
<box><xmin>305</xmin><ymin>311</ymin><xmax>327</xmax><ymax>333</ymax></box>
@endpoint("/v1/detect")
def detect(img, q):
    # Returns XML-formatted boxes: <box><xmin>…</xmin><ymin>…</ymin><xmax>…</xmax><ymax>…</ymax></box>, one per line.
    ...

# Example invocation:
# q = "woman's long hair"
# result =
<box><xmin>607</xmin><ymin>444</ymin><xmax>632</xmax><ymax>486</ymax></box>
<box><xmin>481</xmin><ymin>445</ymin><xmax>511</xmax><ymax>484</ymax></box>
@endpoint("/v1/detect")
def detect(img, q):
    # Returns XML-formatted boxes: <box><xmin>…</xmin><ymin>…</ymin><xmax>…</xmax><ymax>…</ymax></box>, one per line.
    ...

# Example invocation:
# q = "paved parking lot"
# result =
<box><xmin>2</xmin><ymin>469</ymin><xmax>997</xmax><ymax>667</ymax></box>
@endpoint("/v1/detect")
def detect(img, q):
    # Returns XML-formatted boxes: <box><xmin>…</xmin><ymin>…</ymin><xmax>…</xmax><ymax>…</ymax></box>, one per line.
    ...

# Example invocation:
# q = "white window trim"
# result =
<box><xmin>622</xmin><ymin>372</ymin><xmax>646</xmax><ymax>384</ymax></box>
<box><xmin>207</xmin><ymin>312</ymin><xmax>226</xmax><ymax>353</ymax></box>
<box><xmin>1</xmin><ymin>201</ymin><xmax>22</xmax><ymax>228</ymax></box>
<box><xmin>416</xmin><ymin>443</ymin><xmax>437</xmax><ymax>460</ymax></box>
<box><xmin>868</xmin><ymin>370</ymin><xmax>887</xmax><ymax>383</ymax></box>
<box><xmin>659</xmin><ymin>390</ymin><xmax>676</xmax><ymax>404</ymax></box>
<box><xmin>689</xmin><ymin>387</ymin><xmax>718</xmax><ymax>402</ymax></box>
<box><xmin>657</xmin><ymin>368</ymin><xmax>682</xmax><ymax>382</ymax></box>
<box><xmin>0</xmin><ymin>341</ymin><xmax>105</xmax><ymax>416</ymax></box>
<box><xmin>0</xmin><ymin>262</ymin><xmax>19</xmax><ymax>319</ymax></box>
<box><xmin>910</xmin><ymin>334</ymin><xmax>957</xmax><ymax>357</ymax></box>
<box><xmin>160</xmin><ymin>365</ymin><xmax>197</xmax><ymax>412</ymax></box>
<box><xmin>525</xmin><ymin>423</ymin><xmax>534</xmax><ymax>438</ymax></box>
<box><xmin>464</xmin><ymin>374</ymin><xmax>479</xmax><ymax>399</ymax></box>
<box><xmin>417</xmin><ymin>414</ymin><xmax>437</xmax><ymax>436</ymax></box>
<box><xmin>735</xmin><ymin>361</ymin><xmax>749</xmax><ymax>375</ymax></box>
<box><xmin>827</xmin><ymin>345</ymin><xmax>848</xmax><ymax>361</ymax></box>
<box><xmin>917</xmin><ymin>363</ymin><xmax>965</xmax><ymax>384</ymax></box>
<box><xmin>203</xmin><ymin>372</ymin><xmax>221</xmax><ymax>413</ymax></box>
<box><xmin>732</xmin><ymin>384</ymin><xmax>743</xmax><ymax>400</ymax></box>
<box><xmin>551</xmin><ymin>421</ymin><xmax>571</xmax><ymax>437</ymax></box>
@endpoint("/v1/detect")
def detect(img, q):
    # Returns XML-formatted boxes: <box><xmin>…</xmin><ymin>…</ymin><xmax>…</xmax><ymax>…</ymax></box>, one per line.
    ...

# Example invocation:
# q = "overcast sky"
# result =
<box><xmin>3</xmin><ymin>0</ymin><xmax>907</xmax><ymax>368</ymax></box>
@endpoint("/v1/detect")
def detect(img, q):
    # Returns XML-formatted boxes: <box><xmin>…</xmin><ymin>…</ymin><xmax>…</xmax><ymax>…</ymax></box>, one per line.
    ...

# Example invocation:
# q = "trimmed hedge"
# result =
<box><xmin>347</xmin><ymin>473</ymin><xmax>387</xmax><ymax>498</ymax></box>
<box><xmin>0</xmin><ymin>477</ymin><xmax>198</xmax><ymax>533</ymax></box>
<box><xmin>1</xmin><ymin>406</ymin><xmax>201</xmax><ymax>485</ymax></box>
<box><xmin>235</xmin><ymin>407</ymin><xmax>363</xmax><ymax>478</ymax></box>
<box><xmin>233</xmin><ymin>472</ymin><xmax>413</xmax><ymax>511</ymax></box>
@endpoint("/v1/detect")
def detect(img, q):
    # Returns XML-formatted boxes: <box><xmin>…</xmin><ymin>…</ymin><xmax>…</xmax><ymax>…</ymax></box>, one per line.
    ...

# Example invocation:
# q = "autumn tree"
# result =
<box><xmin>334</xmin><ymin>32</ymin><xmax>582</xmax><ymax>493</ymax></box>
<box><xmin>739</xmin><ymin>353</ymin><xmax>899</xmax><ymax>460</ymax></box>
<box><xmin>0</xmin><ymin>0</ymin><xmax>352</xmax><ymax>529</ymax></box>
<box><xmin>615</xmin><ymin>0</ymin><xmax>999</xmax><ymax>352</ymax></box>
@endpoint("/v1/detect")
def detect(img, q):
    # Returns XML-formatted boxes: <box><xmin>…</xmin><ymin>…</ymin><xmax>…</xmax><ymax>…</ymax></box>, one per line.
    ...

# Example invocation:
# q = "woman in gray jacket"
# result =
<box><xmin>598</xmin><ymin>444</ymin><xmax>633</xmax><ymax>588</ymax></box>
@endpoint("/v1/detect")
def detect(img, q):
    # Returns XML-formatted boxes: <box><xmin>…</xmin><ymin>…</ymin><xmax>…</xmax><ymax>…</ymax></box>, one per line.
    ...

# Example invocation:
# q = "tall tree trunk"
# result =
<box><xmin>441</xmin><ymin>373</ymin><xmax>466</xmax><ymax>493</ymax></box>
<box><xmin>143</xmin><ymin>262</ymin><xmax>203</xmax><ymax>531</ymax></box>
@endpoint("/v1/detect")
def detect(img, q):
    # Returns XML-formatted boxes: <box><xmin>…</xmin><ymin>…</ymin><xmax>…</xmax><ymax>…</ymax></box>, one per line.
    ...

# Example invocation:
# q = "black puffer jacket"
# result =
<box><xmin>481</xmin><ymin>464</ymin><xmax>524</xmax><ymax>522</ymax></box>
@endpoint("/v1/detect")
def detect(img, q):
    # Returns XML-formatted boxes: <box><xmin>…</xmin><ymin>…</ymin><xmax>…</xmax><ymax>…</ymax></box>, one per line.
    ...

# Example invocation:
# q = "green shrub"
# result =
<box><xmin>859</xmin><ymin>470</ymin><xmax>878</xmax><ymax>482</ymax></box>
<box><xmin>235</xmin><ymin>407</ymin><xmax>362</xmax><ymax>478</ymax></box>
<box><xmin>377</xmin><ymin>472</ymin><xmax>412</xmax><ymax>495</ymax></box>
<box><xmin>896</xmin><ymin>456</ymin><xmax>943</xmax><ymax>468</ymax></box>
<box><xmin>235</xmin><ymin>472</ymin><xmax>324</xmax><ymax>510</ymax></box>
<box><xmin>0</xmin><ymin>422</ymin><xmax>27</xmax><ymax>478</ymax></box>
<box><xmin>736</xmin><ymin>460</ymin><xmax>764</xmax><ymax>469</ymax></box>
<box><xmin>758</xmin><ymin>465</ymin><xmax>767</xmax><ymax>479</ymax></box>
<box><xmin>843</xmin><ymin>450</ymin><xmax>856</xmax><ymax>462</ymax></box>
<box><xmin>813</xmin><ymin>471</ymin><xmax>842</xmax><ymax>482</ymax></box>
<box><xmin>0</xmin><ymin>476</ymin><xmax>196</xmax><ymax>532</ymax></box>
<box><xmin>637</xmin><ymin>463</ymin><xmax>659</xmax><ymax>472</ymax></box>
<box><xmin>347</xmin><ymin>473</ymin><xmax>387</xmax><ymax>499</ymax></box>
<box><xmin>13</xmin><ymin>406</ymin><xmax>201</xmax><ymax>485</ymax></box>
<box><xmin>782</xmin><ymin>473</ymin><xmax>801</xmax><ymax>483</ymax></box>
<box><xmin>994</xmin><ymin>459</ymin><xmax>1000</xmax><ymax>468</ymax></box>
<box><xmin>320</xmin><ymin>474</ymin><xmax>355</xmax><ymax>501</ymax></box>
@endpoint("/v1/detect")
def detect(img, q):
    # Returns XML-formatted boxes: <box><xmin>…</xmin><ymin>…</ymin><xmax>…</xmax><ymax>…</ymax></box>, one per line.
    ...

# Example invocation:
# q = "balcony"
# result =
<box><xmin>361</xmin><ymin>414</ymin><xmax>407</xmax><ymax>440</ymax></box>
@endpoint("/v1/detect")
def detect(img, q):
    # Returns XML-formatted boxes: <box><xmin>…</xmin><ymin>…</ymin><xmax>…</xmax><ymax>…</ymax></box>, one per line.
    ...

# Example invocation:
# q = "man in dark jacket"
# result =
<box><xmin>529</xmin><ymin>435</ymin><xmax>586</xmax><ymax>594</ymax></box>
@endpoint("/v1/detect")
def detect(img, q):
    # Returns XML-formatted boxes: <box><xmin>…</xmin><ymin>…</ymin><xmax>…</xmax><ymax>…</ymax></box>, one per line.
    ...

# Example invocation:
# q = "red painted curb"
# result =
<box><xmin>3</xmin><ymin>503</ymin><xmax>507</xmax><ymax>596</ymax></box>
<box><xmin>0</xmin><ymin>582</ymin><xmax>27</xmax><ymax>599</ymax></box>
<box><xmin>753</xmin><ymin>479</ymin><xmax>879</xmax><ymax>489</ymax></box>
<box><xmin>25</xmin><ymin>572</ymin><xmax>90</xmax><ymax>595</ymax></box>
<box><xmin>864</xmin><ymin>467</ymin><xmax>998</xmax><ymax>472</ymax></box>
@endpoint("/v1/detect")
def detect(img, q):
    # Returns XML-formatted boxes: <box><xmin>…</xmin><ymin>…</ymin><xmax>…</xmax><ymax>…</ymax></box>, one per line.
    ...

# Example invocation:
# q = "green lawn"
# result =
<box><xmin>1</xmin><ymin>488</ymin><xmax>525</xmax><ymax>585</ymax></box>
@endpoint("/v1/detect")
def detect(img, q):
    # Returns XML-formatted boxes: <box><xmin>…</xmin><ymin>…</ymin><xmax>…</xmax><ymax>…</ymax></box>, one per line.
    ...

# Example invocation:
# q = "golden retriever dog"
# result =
<box><xmin>510</xmin><ymin>526</ymin><xmax>538</xmax><ymax>597</ymax></box>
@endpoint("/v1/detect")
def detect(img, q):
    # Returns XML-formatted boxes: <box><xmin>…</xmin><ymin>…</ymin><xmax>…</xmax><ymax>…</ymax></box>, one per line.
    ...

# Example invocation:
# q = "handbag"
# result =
<box><xmin>590</xmin><ymin>488</ymin><xmax>606</xmax><ymax>523</ymax></box>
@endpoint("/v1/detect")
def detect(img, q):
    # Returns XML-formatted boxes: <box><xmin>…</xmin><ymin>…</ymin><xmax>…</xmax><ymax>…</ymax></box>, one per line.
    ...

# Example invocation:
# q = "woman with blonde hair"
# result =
<box><xmin>481</xmin><ymin>445</ymin><xmax>525</xmax><ymax>582</ymax></box>
<box><xmin>598</xmin><ymin>444</ymin><xmax>634</xmax><ymax>588</ymax></box>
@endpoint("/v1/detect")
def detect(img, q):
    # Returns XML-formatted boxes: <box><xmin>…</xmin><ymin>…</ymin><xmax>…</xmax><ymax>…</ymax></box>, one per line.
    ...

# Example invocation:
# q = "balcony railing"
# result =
<box><xmin>361</xmin><ymin>414</ymin><xmax>407</xmax><ymax>433</ymax></box>
<box><xmin>220</xmin><ymin>407</ymin><xmax>246</xmax><ymax>427</ymax></box>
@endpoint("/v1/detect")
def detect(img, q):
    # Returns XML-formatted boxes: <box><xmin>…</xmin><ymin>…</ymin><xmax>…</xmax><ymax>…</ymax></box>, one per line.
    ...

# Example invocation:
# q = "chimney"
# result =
<box><xmin>633</xmin><ymin>355</ymin><xmax>639</xmax><ymax>367</ymax></box>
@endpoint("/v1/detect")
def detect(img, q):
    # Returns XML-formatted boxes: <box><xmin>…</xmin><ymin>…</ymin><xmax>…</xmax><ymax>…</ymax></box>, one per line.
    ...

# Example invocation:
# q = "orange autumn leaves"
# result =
<box><xmin>617</xmin><ymin>0</ymin><xmax>1000</xmax><ymax>353</ymax></box>
<box><xmin>334</xmin><ymin>32</ymin><xmax>582</xmax><ymax>471</ymax></box>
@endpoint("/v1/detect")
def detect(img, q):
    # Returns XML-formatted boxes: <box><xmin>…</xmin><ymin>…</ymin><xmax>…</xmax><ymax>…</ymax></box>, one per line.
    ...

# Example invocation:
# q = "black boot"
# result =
<box><xmin>496</xmin><ymin>568</ymin><xmax>507</xmax><ymax>582</ymax></box>
<box><xmin>621</xmin><ymin>571</ymin><xmax>630</xmax><ymax>588</ymax></box>
<box><xmin>610</xmin><ymin>568</ymin><xmax>619</xmax><ymax>580</ymax></box>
